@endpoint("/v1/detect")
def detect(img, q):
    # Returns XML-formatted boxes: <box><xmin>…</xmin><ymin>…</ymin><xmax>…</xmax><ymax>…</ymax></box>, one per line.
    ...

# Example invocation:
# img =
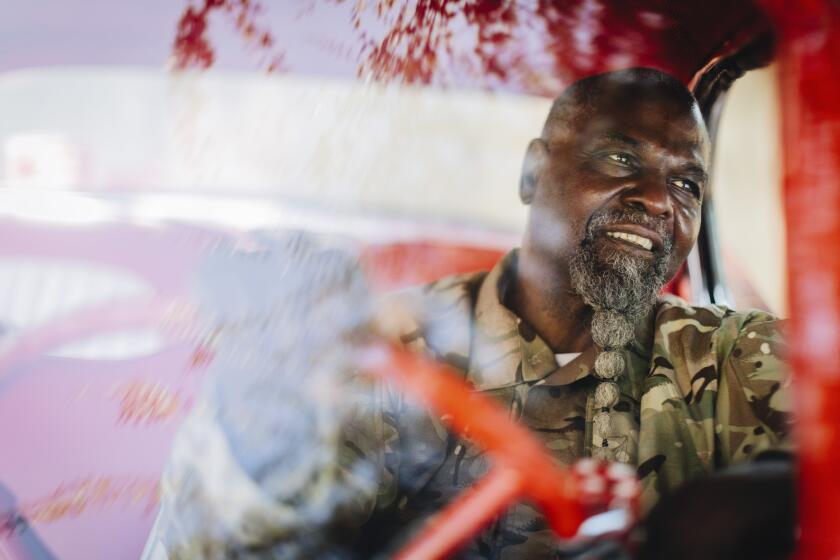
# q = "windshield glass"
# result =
<box><xmin>0</xmin><ymin>3</ymin><xmax>786</xmax><ymax>559</ymax></box>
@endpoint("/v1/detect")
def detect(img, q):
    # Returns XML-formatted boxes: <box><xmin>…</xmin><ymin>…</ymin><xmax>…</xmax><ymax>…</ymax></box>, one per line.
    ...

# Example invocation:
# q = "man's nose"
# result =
<box><xmin>619</xmin><ymin>175</ymin><xmax>671</xmax><ymax>217</ymax></box>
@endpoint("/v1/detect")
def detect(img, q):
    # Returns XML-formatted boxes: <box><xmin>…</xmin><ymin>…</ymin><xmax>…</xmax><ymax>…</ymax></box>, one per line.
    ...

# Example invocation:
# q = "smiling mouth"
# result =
<box><xmin>604</xmin><ymin>231</ymin><xmax>654</xmax><ymax>251</ymax></box>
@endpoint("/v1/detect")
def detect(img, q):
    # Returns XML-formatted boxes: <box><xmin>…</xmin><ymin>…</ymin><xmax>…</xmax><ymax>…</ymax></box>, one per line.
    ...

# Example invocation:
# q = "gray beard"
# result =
<box><xmin>569</xmin><ymin>209</ymin><xmax>673</xmax><ymax>348</ymax></box>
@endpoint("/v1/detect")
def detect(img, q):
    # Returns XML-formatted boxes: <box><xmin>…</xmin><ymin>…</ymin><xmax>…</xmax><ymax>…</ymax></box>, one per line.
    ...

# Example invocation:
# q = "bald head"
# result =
<box><xmin>542</xmin><ymin>68</ymin><xmax>706</xmax><ymax>144</ymax></box>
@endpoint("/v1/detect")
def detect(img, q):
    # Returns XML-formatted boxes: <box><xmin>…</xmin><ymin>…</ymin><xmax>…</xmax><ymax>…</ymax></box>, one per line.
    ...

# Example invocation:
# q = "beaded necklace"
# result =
<box><xmin>589</xmin><ymin>310</ymin><xmax>633</xmax><ymax>461</ymax></box>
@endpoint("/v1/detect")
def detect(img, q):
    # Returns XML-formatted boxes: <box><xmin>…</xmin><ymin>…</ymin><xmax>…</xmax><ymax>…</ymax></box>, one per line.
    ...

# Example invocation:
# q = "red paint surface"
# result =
<box><xmin>173</xmin><ymin>0</ymin><xmax>769</xmax><ymax>93</ymax></box>
<box><xmin>173</xmin><ymin>0</ymin><xmax>283</xmax><ymax>72</ymax></box>
<box><xmin>760</xmin><ymin>2</ymin><xmax>840</xmax><ymax>557</ymax></box>
<box><xmin>359</xmin><ymin>242</ymin><xmax>505</xmax><ymax>291</ymax></box>
<box><xmin>347</xmin><ymin>0</ymin><xmax>769</xmax><ymax>93</ymax></box>
<box><xmin>397</xmin><ymin>468</ymin><xmax>523</xmax><ymax>560</ymax></box>
<box><xmin>364</xmin><ymin>343</ymin><xmax>639</xmax><ymax>558</ymax></box>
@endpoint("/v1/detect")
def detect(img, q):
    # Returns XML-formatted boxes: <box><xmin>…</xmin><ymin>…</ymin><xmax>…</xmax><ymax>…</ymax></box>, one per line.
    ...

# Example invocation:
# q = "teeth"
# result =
<box><xmin>605</xmin><ymin>231</ymin><xmax>653</xmax><ymax>250</ymax></box>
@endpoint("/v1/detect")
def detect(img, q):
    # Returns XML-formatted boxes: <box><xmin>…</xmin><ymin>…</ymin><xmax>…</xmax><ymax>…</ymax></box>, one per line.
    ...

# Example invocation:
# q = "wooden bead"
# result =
<box><xmin>594</xmin><ymin>381</ymin><xmax>620</xmax><ymax>409</ymax></box>
<box><xmin>593</xmin><ymin>410</ymin><xmax>611</xmax><ymax>439</ymax></box>
<box><xmin>594</xmin><ymin>350</ymin><xmax>624</xmax><ymax>380</ymax></box>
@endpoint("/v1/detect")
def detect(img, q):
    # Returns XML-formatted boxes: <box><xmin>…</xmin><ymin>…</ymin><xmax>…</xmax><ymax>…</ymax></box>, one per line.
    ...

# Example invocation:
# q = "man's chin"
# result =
<box><xmin>592</xmin><ymin>251</ymin><xmax>653</xmax><ymax>281</ymax></box>
<box><xmin>593</xmin><ymin>236</ymin><xmax>659</xmax><ymax>268</ymax></box>
<box><xmin>570</xmin><ymin>242</ymin><xmax>671</xmax><ymax>319</ymax></box>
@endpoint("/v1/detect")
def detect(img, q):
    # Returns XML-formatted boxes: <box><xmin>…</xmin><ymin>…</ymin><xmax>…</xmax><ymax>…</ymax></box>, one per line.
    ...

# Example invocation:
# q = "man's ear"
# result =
<box><xmin>520</xmin><ymin>138</ymin><xmax>548</xmax><ymax>205</ymax></box>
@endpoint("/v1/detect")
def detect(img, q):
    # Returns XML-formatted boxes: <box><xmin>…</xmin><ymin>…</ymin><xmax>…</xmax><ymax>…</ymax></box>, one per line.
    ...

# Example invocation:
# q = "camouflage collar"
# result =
<box><xmin>467</xmin><ymin>250</ymin><xmax>654</xmax><ymax>391</ymax></box>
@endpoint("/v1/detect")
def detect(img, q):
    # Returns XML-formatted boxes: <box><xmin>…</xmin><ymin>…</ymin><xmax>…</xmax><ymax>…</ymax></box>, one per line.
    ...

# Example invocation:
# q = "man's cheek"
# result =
<box><xmin>673</xmin><ymin>230</ymin><xmax>700</xmax><ymax>272</ymax></box>
<box><xmin>664</xmin><ymin>247</ymin><xmax>688</xmax><ymax>280</ymax></box>
<box><xmin>529</xmin><ymin>206</ymin><xmax>578</xmax><ymax>254</ymax></box>
<box><xmin>675</xmin><ymin>208</ymin><xmax>702</xmax><ymax>245</ymax></box>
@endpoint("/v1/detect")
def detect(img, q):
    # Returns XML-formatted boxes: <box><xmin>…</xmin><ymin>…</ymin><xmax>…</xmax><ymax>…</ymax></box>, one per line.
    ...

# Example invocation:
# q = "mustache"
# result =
<box><xmin>585</xmin><ymin>208</ymin><xmax>673</xmax><ymax>253</ymax></box>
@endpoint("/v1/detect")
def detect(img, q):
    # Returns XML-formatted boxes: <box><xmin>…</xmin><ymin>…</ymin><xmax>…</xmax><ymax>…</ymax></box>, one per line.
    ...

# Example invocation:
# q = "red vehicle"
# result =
<box><xmin>0</xmin><ymin>1</ymin><xmax>838</xmax><ymax>558</ymax></box>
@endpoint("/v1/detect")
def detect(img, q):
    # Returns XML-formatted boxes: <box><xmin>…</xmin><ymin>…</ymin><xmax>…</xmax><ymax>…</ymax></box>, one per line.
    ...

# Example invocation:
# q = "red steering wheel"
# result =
<box><xmin>361</xmin><ymin>342</ymin><xmax>641</xmax><ymax>560</ymax></box>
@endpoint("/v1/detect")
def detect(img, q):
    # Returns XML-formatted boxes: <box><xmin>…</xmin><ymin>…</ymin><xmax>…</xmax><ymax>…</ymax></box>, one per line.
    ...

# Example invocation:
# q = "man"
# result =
<box><xmin>145</xmin><ymin>68</ymin><xmax>792</xmax><ymax>559</ymax></box>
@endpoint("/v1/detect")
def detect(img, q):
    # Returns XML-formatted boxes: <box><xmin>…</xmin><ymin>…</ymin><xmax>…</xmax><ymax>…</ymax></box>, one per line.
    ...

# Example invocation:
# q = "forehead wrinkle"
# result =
<box><xmin>592</xmin><ymin>131</ymin><xmax>641</xmax><ymax>147</ymax></box>
<box><xmin>662</xmin><ymin>150</ymin><xmax>709</xmax><ymax>181</ymax></box>
<box><xmin>670</xmin><ymin>138</ymin><xmax>709</xmax><ymax>165</ymax></box>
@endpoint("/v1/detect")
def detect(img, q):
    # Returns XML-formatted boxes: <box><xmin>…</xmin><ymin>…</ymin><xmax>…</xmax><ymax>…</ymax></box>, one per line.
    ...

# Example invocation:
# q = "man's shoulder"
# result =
<box><xmin>654</xmin><ymin>294</ymin><xmax>782</xmax><ymax>328</ymax></box>
<box><xmin>646</xmin><ymin>298</ymin><xmax>791</xmax><ymax>469</ymax></box>
<box><xmin>652</xmin><ymin>294</ymin><xmax>785</xmax><ymax>365</ymax></box>
<box><xmin>376</xmin><ymin>269</ymin><xmax>489</xmax><ymax>362</ymax></box>
<box><xmin>423</xmin><ymin>268</ymin><xmax>490</xmax><ymax>297</ymax></box>
<box><xmin>387</xmin><ymin>269</ymin><xmax>488</xmax><ymax>314</ymax></box>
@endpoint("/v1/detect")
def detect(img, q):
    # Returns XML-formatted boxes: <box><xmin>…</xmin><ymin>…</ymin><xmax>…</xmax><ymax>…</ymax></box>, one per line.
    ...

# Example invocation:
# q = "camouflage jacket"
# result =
<box><xmin>351</xmin><ymin>249</ymin><xmax>792</xmax><ymax>558</ymax></box>
<box><xmin>145</xmin><ymin>249</ymin><xmax>790</xmax><ymax>560</ymax></box>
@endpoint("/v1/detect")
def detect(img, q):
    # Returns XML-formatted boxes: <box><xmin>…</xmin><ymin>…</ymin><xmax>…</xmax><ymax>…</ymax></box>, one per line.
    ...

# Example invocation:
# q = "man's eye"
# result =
<box><xmin>671</xmin><ymin>178</ymin><xmax>701</xmax><ymax>198</ymax></box>
<box><xmin>605</xmin><ymin>153</ymin><xmax>633</xmax><ymax>166</ymax></box>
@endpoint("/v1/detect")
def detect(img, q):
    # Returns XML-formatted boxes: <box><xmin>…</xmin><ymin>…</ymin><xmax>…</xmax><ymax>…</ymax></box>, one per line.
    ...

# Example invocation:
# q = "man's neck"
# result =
<box><xmin>508</xmin><ymin>244</ymin><xmax>594</xmax><ymax>353</ymax></box>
